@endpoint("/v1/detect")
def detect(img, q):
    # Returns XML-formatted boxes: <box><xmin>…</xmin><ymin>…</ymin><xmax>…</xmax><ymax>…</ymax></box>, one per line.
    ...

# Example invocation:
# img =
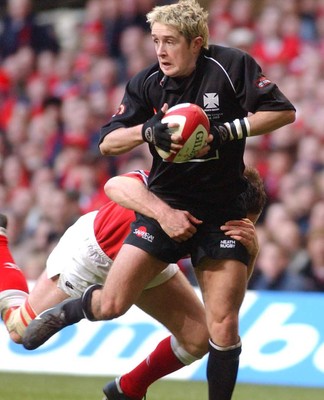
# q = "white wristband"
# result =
<box><xmin>224</xmin><ymin>117</ymin><xmax>251</xmax><ymax>140</ymax></box>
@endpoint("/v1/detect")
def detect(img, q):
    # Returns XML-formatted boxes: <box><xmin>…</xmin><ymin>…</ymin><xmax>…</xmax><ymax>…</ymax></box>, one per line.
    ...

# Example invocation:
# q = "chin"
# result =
<box><xmin>160</xmin><ymin>66</ymin><xmax>177</xmax><ymax>77</ymax></box>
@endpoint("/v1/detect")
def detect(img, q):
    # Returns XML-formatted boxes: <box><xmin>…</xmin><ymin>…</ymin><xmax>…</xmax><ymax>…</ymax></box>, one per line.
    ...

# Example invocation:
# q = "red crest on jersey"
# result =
<box><xmin>113</xmin><ymin>104</ymin><xmax>126</xmax><ymax>117</ymax></box>
<box><xmin>255</xmin><ymin>75</ymin><xmax>272</xmax><ymax>88</ymax></box>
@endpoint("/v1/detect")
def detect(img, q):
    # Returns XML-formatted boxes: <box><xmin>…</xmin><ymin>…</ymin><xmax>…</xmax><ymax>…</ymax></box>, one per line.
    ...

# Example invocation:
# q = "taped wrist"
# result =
<box><xmin>81</xmin><ymin>283</ymin><xmax>103</xmax><ymax>321</ymax></box>
<box><xmin>223</xmin><ymin>117</ymin><xmax>251</xmax><ymax>141</ymax></box>
<box><xmin>4</xmin><ymin>298</ymin><xmax>37</xmax><ymax>338</ymax></box>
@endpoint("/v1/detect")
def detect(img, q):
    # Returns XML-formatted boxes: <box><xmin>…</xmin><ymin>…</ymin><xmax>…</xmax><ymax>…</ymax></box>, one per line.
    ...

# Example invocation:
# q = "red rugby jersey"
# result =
<box><xmin>93</xmin><ymin>170</ymin><xmax>149</xmax><ymax>260</ymax></box>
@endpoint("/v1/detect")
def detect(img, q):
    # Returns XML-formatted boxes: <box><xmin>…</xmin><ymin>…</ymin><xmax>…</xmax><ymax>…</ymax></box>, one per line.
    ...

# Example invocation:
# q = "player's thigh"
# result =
<box><xmin>195</xmin><ymin>258</ymin><xmax>247</xmax><ymax>314</ymax></box>
<box><xmin>28</xmin><ymin>271</ymin><xmax>68</xmax><ymax>314</ymax></box>
<box><xmin>195</xmin><ymin>258</ymin><xmax>247</xmax><ymax>342</ymax></box>
<box><xmin>100</xmin><ymin>244</ymin><xmax>168</xmax><ymax>316</ymax></box>
<box><xmin>136</xmin><ymin>271</ymin><xmax>208</xmax><ymax>353</ymax></box>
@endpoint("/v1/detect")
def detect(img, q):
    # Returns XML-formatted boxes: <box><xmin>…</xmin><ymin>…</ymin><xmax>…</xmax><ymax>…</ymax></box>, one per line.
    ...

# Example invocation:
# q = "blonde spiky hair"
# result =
<box><xmin>146</xmin><ymin>0</ymin><xmax>209</xmax><ymax>49</ymax></box>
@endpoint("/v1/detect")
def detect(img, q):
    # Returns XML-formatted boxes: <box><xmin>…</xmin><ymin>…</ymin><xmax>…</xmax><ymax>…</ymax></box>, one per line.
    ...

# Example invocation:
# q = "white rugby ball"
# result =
<box><xmin>156</xmin><ymin>103</ymin><xmax>210</xmax><ymax>163</ymax></box>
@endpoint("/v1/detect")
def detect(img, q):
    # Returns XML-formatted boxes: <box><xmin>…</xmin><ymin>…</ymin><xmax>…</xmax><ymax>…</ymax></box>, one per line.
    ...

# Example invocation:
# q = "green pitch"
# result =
<box><xmin>0</xmin><ymin>372</ymin><xmax>324</xmax><ymax>400</ymax></box>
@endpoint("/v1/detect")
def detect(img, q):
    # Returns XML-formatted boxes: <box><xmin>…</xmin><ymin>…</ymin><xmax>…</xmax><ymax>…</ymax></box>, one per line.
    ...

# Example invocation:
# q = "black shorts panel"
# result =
<box><xmin>191</xmin><ymin>223</ymin><xmax>249</xmax><ymax>267</ymax></box>
<box><xmin>124</xmin><ymin>214</ymin><xmax>191</xmax><ymax>263</ymax></box>
<box><xmin>124</xmin><ymin>214</ymin><xmax>249</xmax><ymax>267</ymax></box>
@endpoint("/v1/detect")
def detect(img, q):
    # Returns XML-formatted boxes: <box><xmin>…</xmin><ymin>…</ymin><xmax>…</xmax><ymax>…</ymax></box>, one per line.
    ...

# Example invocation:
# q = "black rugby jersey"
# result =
<box><xmin>100</xmin><ymin>45</ymin><xmax>295</xmax><ymax>219</ymax></box>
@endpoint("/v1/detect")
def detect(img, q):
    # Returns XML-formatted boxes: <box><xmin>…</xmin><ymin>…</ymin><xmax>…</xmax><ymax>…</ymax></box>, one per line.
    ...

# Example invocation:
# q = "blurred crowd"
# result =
<box><xmin>0</xmin><ymin>0</ymin><xmax>323</xmax><ymax>291</ymax></box>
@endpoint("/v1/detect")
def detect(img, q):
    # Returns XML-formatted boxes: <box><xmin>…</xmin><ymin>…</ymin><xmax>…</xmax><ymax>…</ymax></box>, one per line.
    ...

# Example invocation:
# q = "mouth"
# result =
<box><xmin>160</xmin><ymin>60</ymin><xmax>172</xmax><ymax>68</ymax></box>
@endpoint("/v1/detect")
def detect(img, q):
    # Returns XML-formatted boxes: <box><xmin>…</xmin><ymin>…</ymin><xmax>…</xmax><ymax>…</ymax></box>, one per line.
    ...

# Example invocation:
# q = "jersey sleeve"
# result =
<box><xmin>230</xmin><ymin>50</ymin><xmax>296</xmax><ymax>114</ymax></box>
<box><xmin>120</xmin><ymin>169</ymin><xmax>149</xmax><ymax>187</ymax></box>
<box><xmin>99</xmin><ymin>68</ymin><xmax>156</xmax><ymax>145</ymax></box>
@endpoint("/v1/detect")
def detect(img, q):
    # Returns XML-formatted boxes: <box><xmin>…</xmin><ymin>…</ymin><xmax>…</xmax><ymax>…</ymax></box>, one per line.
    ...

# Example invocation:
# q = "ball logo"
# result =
<box><xmin>156</xmin><ymin>103</ymin><xmax>210</xmax><ymax>163</ymax></box>
<box><xmin>193</xmin><ymin>130</ymin><xmax>205</xmax><ymax>150</ymax></box>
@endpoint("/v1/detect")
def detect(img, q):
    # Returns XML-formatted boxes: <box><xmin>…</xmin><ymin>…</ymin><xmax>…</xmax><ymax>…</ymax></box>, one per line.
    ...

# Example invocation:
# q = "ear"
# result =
<box><xmin>192</xmin><ymin>36</ymin><xmax>204</xmax><ymax>51</ymax></box>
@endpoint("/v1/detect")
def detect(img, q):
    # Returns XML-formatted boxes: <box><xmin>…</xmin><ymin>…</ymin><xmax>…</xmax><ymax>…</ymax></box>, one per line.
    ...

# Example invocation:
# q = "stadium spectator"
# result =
<box><xmin>298</xmin><ymin>228</ymin><xmax>324</xmax><ymax>291</ymax></box>
<box><xmin>248</xmin><ymin>240</ymin><xmax>314</xmax><ymax>291</ymax></box>
<box><xmin>250</xmin><ymin>4</ymin><xmax>301</xmax><ymax>67</ymax></box>
<box><xmin>0</xmin><ymin>0</ymin><xmax>59</xmax><ymax>59</ymax></box>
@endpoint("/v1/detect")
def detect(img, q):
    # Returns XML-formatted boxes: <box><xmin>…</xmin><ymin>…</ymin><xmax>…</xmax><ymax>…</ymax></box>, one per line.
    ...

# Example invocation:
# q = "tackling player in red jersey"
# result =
<box><xmin>19</xmin><ymin>166</ymin><xmax>266</xmax><ymax>400</ymax></box>
<box><xmin>1</xmin><ymin>165</ymin><xmax>265</xmax><ymax>400</ymax></box>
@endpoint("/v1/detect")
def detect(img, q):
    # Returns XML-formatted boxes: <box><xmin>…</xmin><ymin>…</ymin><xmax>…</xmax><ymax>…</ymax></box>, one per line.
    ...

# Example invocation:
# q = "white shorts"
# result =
<box><xmin>46</xmin><ymin>211</ymin><xmax>178</xmax><ymax>297</ymax></box>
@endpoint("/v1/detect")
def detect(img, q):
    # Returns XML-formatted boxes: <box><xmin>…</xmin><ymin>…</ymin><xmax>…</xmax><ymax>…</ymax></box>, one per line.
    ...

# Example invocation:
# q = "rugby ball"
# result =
<box><xmin>156</xmin><ymin>103</ymin><xmax>210</xmax><ymax>163</ymax></box>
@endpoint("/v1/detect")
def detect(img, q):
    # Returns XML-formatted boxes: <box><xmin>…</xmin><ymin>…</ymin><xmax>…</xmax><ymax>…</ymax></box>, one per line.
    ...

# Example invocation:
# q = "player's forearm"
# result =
<box><xmin>105</xmin><ymin>176</ymin><xmax>172</xmax><ymax>220</ymax></box>
<box><xmin>247</xmin><ymin>110</ymin><xmax>295</xmax><ymax>137</ymax></box>
<box><xmin>210</xmin><ymin>109</ymin><xmax>295</xmax><ymax>150</ymax></box>
<box><xmin>99</xmin><ymin>126</ymin><xmax>144</xmax><ymax>156</ymax></box>
<box><xmin>246</xmin><ymin>252</ymin><xmax>259</xmax><ymax>281</ymax></box>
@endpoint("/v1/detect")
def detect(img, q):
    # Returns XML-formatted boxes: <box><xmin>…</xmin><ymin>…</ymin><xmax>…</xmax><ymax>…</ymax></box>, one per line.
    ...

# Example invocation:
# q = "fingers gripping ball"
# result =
<box><xmin>156</xmin><ymin>103</ymin><xmax>210</xmax><ymax>163</ymax></box>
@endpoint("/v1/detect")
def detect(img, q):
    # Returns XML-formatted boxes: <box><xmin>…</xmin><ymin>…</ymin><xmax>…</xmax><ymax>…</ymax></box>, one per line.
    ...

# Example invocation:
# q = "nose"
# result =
<box><xmin>156</xmin><ymin>42</ymin><xmax>166</xmax><ymax>56</ymax></box>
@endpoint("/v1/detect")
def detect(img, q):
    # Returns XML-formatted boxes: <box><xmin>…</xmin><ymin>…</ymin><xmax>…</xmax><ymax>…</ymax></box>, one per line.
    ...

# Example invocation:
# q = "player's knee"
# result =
<box><xmin>185</xmin><ymin>341</ymin><xmax>208</xmax><ymax>359</ymax></box>
<box><xmin>171</xmin><ymin>335</ymin><xmax>207</xmax><ymax>365</ymax></box>
<box><xmin>99</xmin><ymin>299</ymin><xmax>128</xmax><ymax>320</ymax></box>
<box><xmin>183</xmin><ymin>329</ymin><xmax>209</xmax><ymax>358</ymax></box>
<box><xmin>172</xmin><ymin>319</ymin><xmax>209</xmax><ymax>359</ymax></box>
<box><xmin>209</xmin><ymin>314</ymin><xmax>239</xmax><ymax>346</ymax></box>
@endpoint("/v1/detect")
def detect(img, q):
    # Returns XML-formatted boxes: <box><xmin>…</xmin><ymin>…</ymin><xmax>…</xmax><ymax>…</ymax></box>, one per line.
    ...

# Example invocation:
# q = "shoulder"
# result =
<box><xmin>207</xmin><ymin>44</ymin><xmax>245</xmax><ymax>56</ymax></box>
<box><xmin>128</xmin><ymin>62</ymin><xmax>160</xmax><ymax>88</ymax></box>
<box><xmin>204</xmin><ymin>45</ymin><xmax>255</xmax><ymax>65</ymax></box>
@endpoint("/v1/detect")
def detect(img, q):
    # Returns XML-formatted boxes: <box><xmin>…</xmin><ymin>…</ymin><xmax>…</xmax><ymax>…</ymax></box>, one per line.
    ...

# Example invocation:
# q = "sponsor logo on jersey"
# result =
<box><xmin>203</xmin><ymin>93</ymin><xmax>219</xmax><ymax>111</ymax></box>
<box><xmin>113</xmin><ymin>104</ymin><xmax>125</xmax><ymax>117</ymax></box>
<box><xmin>4</xmin><ymin>262</ymin><xmax>21</xmax><ymax>271</ymax></box>
<box><xmin>255</xmin><ymin>75</ymin><xmax>271</xmax><ymax>88</ymax></box>
<box><xmin>220</xmin><ymin>239</ymin><xmax>236</xmax><ymax>248</ymax></box>
<box><xmin>134</xmin><ymin>226</ymin><xmax>154</xmax><ymax>242</ymax></box>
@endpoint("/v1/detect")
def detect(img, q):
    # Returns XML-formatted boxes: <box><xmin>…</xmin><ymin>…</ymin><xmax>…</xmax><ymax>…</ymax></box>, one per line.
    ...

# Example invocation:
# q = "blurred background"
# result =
<box><xmin>0</xmin><ymin>0</ymin><xmax>323</xmax><ymax>292</ymax></box>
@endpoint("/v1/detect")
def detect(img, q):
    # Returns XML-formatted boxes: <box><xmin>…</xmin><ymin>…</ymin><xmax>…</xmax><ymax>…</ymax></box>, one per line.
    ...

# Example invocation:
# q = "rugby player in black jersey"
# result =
<box><xmin>96</xmin><ymin>1</ymin><xmax>295</xmax><ymax>398</ymax></box>
<box><xmin>23</xmin><ymin>1</ymin><xmax>295</xmax><ymax>399</ymax></box>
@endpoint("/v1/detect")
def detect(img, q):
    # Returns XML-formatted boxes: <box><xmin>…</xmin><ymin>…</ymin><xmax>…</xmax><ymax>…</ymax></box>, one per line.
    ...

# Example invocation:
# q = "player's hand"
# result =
<box><xmin>220</xmin><ymin>218</ymin><xmax>259</xmax><ymax>279</ymax></box>
<box><xmin>142</xmin><ymin>104</ymin><xmax>172</xmax><ymax>151</ymax></box>
<box><xmin>157</xmin><ymin>209</ymin><xmax>202</xmax><ymax>242</ymax></box>
<box><xmin>195</xmin><ymin>124</ymin><xmax>229</xmax><ymax>157</ymax></box>
<box><xmin>194</xmin><ymin>133</ymin><xmax>213</xmax><ymax>157</ymax></box>
<box><xmin>220</xmin><ymin>218</ymin><xmax>258</xmax><ymax>256</ymax></box>
<box><xmin>209</xmin><ymin>123</ymin><xmax>230</xmax><ymax>151</ymax></box>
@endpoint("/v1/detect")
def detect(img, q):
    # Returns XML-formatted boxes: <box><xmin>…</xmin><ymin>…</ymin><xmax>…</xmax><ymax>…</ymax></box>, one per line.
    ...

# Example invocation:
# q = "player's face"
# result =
<box><xmin>151</xmin><ymin>22</ymin><xmax>202</xmax><ymax>78</ymax></box>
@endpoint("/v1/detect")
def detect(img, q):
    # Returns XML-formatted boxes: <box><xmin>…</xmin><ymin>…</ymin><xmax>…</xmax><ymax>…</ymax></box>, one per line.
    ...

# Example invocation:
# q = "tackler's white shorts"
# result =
<box><xmin>46</xmin><ymin>211</ymin><xmax>179</xmax><ymax>297</ymax></box>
